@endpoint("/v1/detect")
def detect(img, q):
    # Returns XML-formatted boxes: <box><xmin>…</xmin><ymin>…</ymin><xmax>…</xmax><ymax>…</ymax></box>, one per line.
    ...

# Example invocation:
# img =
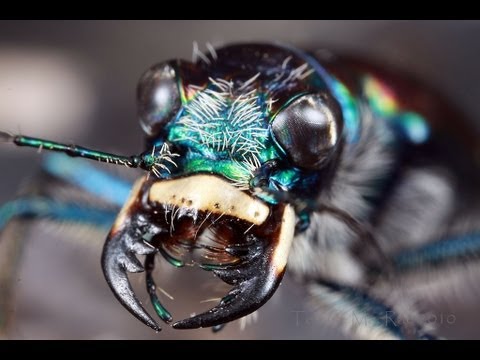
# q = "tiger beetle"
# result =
<box><xmin>1</xmin><ymin>43</ymin><xmax>479</xmax><ymax>338</ymax></box>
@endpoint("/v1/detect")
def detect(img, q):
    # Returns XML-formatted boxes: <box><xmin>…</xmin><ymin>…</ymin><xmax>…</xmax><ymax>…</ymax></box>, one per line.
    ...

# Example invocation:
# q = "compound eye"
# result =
<box><xmin>271</xmin><ymin>93</ymin><xmax>343</xmax><ymax>170</ymax></box>
<box><xmin>137</xmin><ymin>62</ymin><xmax>181</xmax><ymax>136</ymax></box>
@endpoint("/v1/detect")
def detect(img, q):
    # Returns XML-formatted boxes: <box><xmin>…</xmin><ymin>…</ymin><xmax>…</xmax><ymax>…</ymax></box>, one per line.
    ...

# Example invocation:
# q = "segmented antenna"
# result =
<box><xmin>0</xmin><ymin>131</ymin><xmax>176</xmax><ymax>174</ymax></box>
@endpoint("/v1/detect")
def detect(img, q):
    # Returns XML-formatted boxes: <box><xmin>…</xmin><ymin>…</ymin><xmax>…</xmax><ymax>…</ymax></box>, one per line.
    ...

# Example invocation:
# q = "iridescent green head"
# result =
<box><xmin>2</xmin><ymin>43</ymin><xmax>348</xmax><ymax>331</ymax></box>
<box><xmin>137</xmin><ymin>44</ymin><xmax>344</xmax><ymax>213</ymax></box>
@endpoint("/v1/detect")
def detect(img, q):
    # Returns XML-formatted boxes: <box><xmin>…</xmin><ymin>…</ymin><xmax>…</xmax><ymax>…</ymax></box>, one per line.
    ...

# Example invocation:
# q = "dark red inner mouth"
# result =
<box><xmin>146</xmin><ymin>204</ymin><xmax>266</xmax><ymax>269</ymax></box>
<box><xmin>143</xmin><ymin>198</ymin><xmax>290</xmax><ymax>272</ymax></box>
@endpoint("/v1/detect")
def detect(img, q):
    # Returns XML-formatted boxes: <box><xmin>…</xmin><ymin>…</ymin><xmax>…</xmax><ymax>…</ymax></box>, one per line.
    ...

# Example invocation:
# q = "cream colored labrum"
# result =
<box><xmin>148</xmin><ymin>174</ymin><xmax>270</xmax><ymax>225</ymax></box>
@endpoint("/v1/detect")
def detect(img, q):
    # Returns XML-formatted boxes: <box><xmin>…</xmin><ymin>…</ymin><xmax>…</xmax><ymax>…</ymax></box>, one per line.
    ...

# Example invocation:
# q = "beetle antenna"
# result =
<box><xmin>0</xmin><ymin>131</ymin><xmax>175</xmax><ymax>174</ymax></box>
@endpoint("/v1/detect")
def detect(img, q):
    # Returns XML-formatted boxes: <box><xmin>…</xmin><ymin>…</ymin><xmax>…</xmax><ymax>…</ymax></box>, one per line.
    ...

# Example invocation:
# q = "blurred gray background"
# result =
<box><xmin>0</xmin><ymin>20</ymin><xmax>480</xmax><ymax>339</ymax></box>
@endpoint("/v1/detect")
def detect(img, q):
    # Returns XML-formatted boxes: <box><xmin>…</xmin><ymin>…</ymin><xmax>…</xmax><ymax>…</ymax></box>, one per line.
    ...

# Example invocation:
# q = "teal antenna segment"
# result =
<box><xmin>0</xmin><ymin>131</ymin><xmax>177</xmax><ymax>175</ymax></box>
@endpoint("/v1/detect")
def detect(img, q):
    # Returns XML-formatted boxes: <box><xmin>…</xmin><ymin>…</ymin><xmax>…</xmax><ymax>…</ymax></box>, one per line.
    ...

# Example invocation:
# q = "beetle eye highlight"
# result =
<box><xmin>271</xmin><ymin>93</ymin><xmax>343</xmax><ymax>170</ymax></box>
<box><xmin>137</xmin><ymin>62</ymin><xmax>181</xmax><ymax>136</ymax></box>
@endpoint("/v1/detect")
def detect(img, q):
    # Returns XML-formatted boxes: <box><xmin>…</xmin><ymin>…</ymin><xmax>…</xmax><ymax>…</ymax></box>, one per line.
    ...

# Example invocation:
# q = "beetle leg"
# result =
<box><xmin>386</xmin><ymin>231</ymin><xmax>480</xmax><ymax>310</ymax></box>
<box><xmin>393</xmin><ymin>232</ymin><xmax>480</xmax><ymax>271</ymax></box>
<box><xmin>308</xmin><ymin>279</ymin><xmax>437</xmax><ymax>340</ymax></box>
<box><xmin>41</xmin><ymin>153</ymin><xmax>134</xmax><ymax>208</ymax></box>
<box><xmin>0</xmin><ymin>195</ymin><xmax>118</xmax><ymax>333</ymax></box>
<box><xmin>0</xmin><ymin>197</ymin><xmax>116</xmax><ymax>231</ymax></box>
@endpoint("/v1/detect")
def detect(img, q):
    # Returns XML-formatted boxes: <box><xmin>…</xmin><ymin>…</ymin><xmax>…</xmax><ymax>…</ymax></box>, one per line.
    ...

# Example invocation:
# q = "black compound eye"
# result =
<box><xmin>137</xmin><ymin>62</ymin><xmax>181</xmax><ymax>136</ymax></box>
<box><xmin>271</xmin><ymin>93</ymin><xmax>343</xmax><ymax>170</ymax></box>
